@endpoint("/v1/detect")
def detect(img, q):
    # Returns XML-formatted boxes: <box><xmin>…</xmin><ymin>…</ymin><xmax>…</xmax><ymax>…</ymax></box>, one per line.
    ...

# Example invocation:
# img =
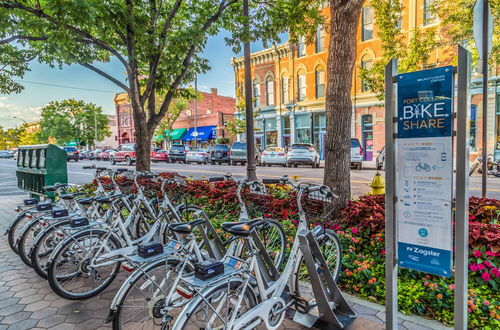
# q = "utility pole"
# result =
<box><xmin>481</xmin><ymin>0</ymin><xmax>489</xmax><ymax>197</ymax></box>
<box><xmin>243</xmin><ymin>0</ymin><xmax>257</xmax><ymax>180</ymax></box>
<box><xmin>194</xmin><ymin>74</ymin><xmax>198</xmax><ymax>148</ymax></box>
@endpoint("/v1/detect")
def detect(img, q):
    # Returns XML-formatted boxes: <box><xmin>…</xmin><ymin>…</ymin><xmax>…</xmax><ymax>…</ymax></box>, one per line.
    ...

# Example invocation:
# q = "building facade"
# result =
<box><xmin>114</xmin><ymin>88</ymin><xmax>236</xmax><ymax>147</ymax></box>
<box><xmin>231</xmin><ymin>1</ymin><xmax>499</xmax><ymax>161</ymax></box>
<box><xmin>97</xmin><ymin>114</ymin><xmax>118</xmax><ymax>149</ymax></box>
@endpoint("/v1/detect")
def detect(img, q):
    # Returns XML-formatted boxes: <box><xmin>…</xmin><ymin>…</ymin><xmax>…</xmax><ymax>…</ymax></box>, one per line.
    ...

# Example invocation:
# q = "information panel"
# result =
<box><xmin>396</xmin><ymin>66</ymin><xmax>454</xmax><ymax>277</ymax></box>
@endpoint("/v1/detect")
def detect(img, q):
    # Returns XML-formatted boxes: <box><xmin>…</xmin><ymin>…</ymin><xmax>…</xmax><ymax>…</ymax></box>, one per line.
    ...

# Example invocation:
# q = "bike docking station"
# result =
<box><xmin>384</xmin><ymin>45</ymin><xmax>471</xmax><ymax>330</ymax></box>
<box><xmin>294</xmin><ymin>229</ymin><xmax>356</xmax><ymax>328</ymax></box>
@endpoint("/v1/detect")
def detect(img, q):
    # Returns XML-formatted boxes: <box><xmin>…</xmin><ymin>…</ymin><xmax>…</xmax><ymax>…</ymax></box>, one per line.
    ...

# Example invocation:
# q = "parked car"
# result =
<box><xmin>79</xmin><ymin>150</ymin><xmax>90</xmax><ymax>160</ymax></box>
<box><xmin>13</xmin><ymin>150</ymin><xmax>18</xmax><ymax>160</ymax></box>
<box><xmin>229</xmin><ymin>142</ymin><xmax>261</xmax><ymax>166</ymax></box>
<box><xmin>350</xmin><ymin>138</ymin><xmax>363</xmax><ymax>170</ymax></box>
<box><xmin>210</xmin><ymin>144</ymin><xmax>230</xmax><ymax>165</ymax></box>
<box><xmin>110</xmin><ymin>143</ymin><xmax>136</xmax><ymax>165</ymax></box>
<box><xmin>376</xmin><ymin>147</ymin><xmax>385</xmax><ymax>170</ymax></box>
<box><xmin>186</xmin><ymin>149</ymin><xmax>210</xmax><ymax>164</ymax></box>
<box><xmin>168</xmin><ymin>144</ymin><xmax>191</xmax><ymax>163</ymax></box>
<box><xmin>0</xmin><ymin>150</ymin><xmax>12</xmax><ymax>158</ymax></box>
<box><xmin>8</xmin><ymin>150</ymin><xmax>16</xmax><ymax>158</ymax></box>
<box><xmin>261</xmin><ymin>147</ymin><xmax>288</xmax><ymax>167</ymax></box>
<box><xmin>286</xmin><ymin>144</ymin><xmax>320</xmax><ymax>168</ymax></box>
<box><xmin>98</xmin><ymin>149</ymin><xmax>115</xmax><ymax>161</ymax></box>
<box><xmin>151</xmin><ymin>150</ymin><xmax>169</xmax><ymax>162</ymax></box>
<box><xmin>88</xmin><ymin>149</ymin><xmax>102</xmax><ymax>160</ymax></box>
<box><xmin>62</xmin><ymin>146</ymin><xmax>79</xmax><ymax>162</ymax></box>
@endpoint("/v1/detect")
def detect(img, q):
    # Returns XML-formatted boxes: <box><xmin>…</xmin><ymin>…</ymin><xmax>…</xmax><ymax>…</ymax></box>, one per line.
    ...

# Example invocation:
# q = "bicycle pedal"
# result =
<box><xmin>294</xmin><ymin>296</ymin><xmax>311</xmax><ymax>314</ymax></box>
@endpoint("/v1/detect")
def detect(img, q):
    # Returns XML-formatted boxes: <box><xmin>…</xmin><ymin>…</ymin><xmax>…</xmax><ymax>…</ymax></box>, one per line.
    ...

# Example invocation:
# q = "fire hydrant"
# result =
<box><xmin>368</xmin><ymin>172</ymin><xmax>385</xmax><ymax>195</ymax></box>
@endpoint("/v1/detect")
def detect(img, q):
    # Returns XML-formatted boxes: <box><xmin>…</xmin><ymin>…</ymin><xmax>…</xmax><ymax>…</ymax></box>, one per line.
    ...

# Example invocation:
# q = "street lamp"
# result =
<box><xmin>13</xmin><ymin>116</ymin><xmax>27</xmax><ymax>125</ymax></box>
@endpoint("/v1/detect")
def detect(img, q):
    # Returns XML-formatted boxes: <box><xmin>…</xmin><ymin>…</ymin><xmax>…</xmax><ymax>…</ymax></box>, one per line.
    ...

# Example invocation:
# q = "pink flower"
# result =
<box><xmin>484</xmin><ymin>301</ymin><xmax>490</xmax><ymax>306</ymax></box>
<box><xmin>483</xmin><ymin>261</ymin><xmax>492</xmax><ymax>268</ymax></box>
<box><xmin>477</xmin><ymin>263</ymin><xmax>485</xmax><ymax>270</ymax></box>
<box><xmin>481</xmin><ymin>272</ymin><xmax>491</xmax><ymax>282</ymax></box>
<box><xmin>472</xmin><ymin>250</ymin><xmax>482</xmax><ymax>258</ymax></box>
<box><xmin>469</xmin><ymin>263</ymin><xmax>479</xmax><ymax>272</ymax></box>
<box><xmin>469</xmin><ymin>215</ymin><xmax>476</xmax><ymax>220</ymax></box>
<box><xmin>351</xmin><ymin>227</ymin><xmax>359</xmax><ymax>235</ymax></box>
<box><xmin>448</xmin><ymin>284</ymin><xmax>455</xmax><ymax>291</ymax></box>
<box><xmin>486</xmin><ymin>251</ymin><xmax>493</xmax><ymax>256</ymax></box>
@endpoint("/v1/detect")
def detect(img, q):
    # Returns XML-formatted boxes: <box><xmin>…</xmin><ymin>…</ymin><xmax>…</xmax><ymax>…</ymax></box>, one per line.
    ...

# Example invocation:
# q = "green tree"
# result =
<box><xmin>38</xmin><ymin>99</ymin><xmax>110</xmax><ymax>146</ymax></box>
<box><xmin>18</xmin><ymin>124</ymin><xmax>41</xmax><ymax>145</ymax></box>
<box><xmin>0</xmin><ymin>0</ymin><xmax>322</xmax><ymax>170</ymax></box>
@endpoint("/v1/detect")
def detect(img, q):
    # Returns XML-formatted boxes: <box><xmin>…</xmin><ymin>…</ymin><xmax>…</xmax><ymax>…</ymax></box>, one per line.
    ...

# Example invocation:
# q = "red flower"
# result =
<box><xmin>481</xmin><ymin>272</ymin><xmax>491</xmax><ymax>282</ymax></box>
<box><xmin>351</xmin><ymin>227</ymin><xmax>359</xmax><ymax>235</ymax></box>
<box><xmin>472</xmin><ymin>250</ymin><xmax>482</xmax><ymax>258</ymax></box>
<box><xmin>477</xmin><ymin>263</ymin><xmax>485</xmax><ymax>270</ymax></box>
<box><xmin>469</xmin><ymin>263</ymin><xmax>478</xmax><ymax>272</ymax></box>
<box><xmin>484</xmin><ymin>261</ymin><xmax>492</xmax><ymax>268</ymax></box>
<box><xmin>484</xmin><ymin>300</ymin><xmax>490</xmax><ymax>306</ymax></box>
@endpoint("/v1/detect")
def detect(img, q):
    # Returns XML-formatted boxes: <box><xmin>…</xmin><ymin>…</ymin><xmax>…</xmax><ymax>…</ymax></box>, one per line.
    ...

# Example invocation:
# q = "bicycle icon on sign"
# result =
<box><xmin>416</xmin><ymin>162</ymin><xmax>431</xmax><ymax>172</ymax></box>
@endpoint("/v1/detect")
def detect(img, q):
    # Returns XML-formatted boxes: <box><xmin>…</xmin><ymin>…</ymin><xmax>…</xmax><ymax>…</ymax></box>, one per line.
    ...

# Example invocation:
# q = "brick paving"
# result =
<box><xmin>0</xmin><ymin>195</ymin><xmax>449</xmax><ymax>330</ymax></box>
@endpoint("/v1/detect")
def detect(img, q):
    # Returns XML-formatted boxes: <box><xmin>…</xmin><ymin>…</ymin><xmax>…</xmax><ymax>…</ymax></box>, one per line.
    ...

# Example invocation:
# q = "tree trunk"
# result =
<box><xmin>131</xmin><ymin>103</ymin><xmax>152</xmax><ymax>171</ymax></box>
<box><xmin>324</xmin><ymin>0</ymin><xmax>365</xmax><ymax>216</ymax></box>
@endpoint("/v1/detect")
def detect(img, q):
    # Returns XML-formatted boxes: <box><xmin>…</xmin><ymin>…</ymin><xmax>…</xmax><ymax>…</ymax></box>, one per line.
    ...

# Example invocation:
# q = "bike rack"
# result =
<box><xmin>296</xmin><ymin>229</ymin><xmax>356</xmax><ymax>328</ymax></box>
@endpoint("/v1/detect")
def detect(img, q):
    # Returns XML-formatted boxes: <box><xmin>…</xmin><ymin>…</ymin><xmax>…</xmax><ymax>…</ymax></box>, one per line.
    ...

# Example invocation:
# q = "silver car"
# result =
<box><xmin>286</xmin><ymin>144</ymin><xmax>320</xmax><ymax>168</ymax></box>
<box><xmin>186</xmin><ymin>149</ymin><xmax>210</xmax><ymax>164</ymax></box>
<box><xmin>261</xmin><ymin>147</ymin><xmax>287</xmax><ymax>167</ymax></box>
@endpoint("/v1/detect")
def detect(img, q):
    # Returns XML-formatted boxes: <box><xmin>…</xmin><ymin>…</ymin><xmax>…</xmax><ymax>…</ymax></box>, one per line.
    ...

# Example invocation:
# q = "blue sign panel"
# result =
<box><xmin>396</xmin><ymin>66</ymin><xmax>454</xmax><ymax>277</ymax></box>
<box><xmin>397</xmin><ymin>66</ymin><xmax>454</xmax><ymax>139</ymax></box>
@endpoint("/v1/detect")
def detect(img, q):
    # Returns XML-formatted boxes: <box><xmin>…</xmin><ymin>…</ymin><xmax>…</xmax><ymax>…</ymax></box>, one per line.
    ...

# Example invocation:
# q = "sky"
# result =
<box><xmin>0</xmin><ymin>30</ymin><xmax>271</xmax><ymax>129</ymax></box>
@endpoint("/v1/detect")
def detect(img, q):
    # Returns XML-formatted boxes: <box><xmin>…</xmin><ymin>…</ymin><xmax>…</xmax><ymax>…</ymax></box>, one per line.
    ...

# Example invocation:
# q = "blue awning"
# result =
<box><xmin>182</xmin><ymin>126</ymin><xmax>216</xmax><ymax>141</ymax></box>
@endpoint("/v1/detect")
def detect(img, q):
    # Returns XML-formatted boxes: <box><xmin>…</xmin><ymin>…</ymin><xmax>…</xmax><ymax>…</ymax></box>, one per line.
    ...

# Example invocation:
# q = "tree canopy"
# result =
<box><xmin>0</xmin><ymin>0</ymin><xmax>323</xmax><ymax>169</ymax></box>
<box><xmin>38</xmin><ymin>99</ymin><xmax>110</xmax><ymax>146</ymax></box>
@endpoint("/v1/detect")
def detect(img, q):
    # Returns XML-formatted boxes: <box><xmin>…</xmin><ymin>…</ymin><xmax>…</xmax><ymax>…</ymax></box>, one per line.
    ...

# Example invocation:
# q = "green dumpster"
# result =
<box><xmin>16</xmin><ymin>144</ymin><xmax>68</xmax><ymax>198</ymax></box>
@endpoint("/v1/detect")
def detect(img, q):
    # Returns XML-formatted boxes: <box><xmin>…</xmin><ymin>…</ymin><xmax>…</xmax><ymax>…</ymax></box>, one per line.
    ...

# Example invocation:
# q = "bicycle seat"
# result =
<box><xmin>76</xmin><ymin>197</ymin><xmax>95</xmax><ymax>205</ymax></box>
<box><xmin>43</xmin><ymin>183</ymin><xmax>68</xmax><ymax>192</ymax></box>
<box><xmin>95</xmin><ymin>193</ymin><xmax>126</xmax><ymax>204</ymax></box>
<box><xmin>168</xmin><ymin>219</ymin><xmax>206</xmax><ymax>234</ymax></box>
<box><xmin>60</xmin><ymin>192</ymin><xmax>85</xmax><ymax>200</ymax></box>
<box><xmin>221</xmin><ymin>219</ymin><xmax>264</xmax><ymax>237</ymax></box>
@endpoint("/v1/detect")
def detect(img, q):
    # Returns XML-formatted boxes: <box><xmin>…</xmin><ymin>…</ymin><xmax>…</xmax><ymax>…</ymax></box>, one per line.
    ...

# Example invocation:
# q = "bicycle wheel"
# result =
<box><xmin>7</xmin><ymin>208</ymin><xmax>35</xmax><ymax>254</ymax></box>
<box><xmin>254</xmin><ymin>219</ymin><xmax>286</xmax><ymax>270</ymax></box>
<box><xmin>30</xmin><ymin>220</ymin><xmax>70</xmax><ymax>279</ymax></box>
<box><xmin>173</xmin><ymin>280</ymin><xmax>257</xmax><ymax>330</ymax></box>
<box><xmin>294</xmin><ymin>229</ymin><xmax>342</xmax><ymax>301</ymax></box>
<box><xmin>47</xmin><ymin>229</ymin><xmax>122</xmax><ymax>300</ymax></box>
<box><xmin>17</xmin><ymin>216</ymin><xmax>45</xmax><ymax>267</ymax></box>
<box><xmin>111</xmin><ymin>258</ymin><xmax>193</xmax><ymax>330</ymax></box>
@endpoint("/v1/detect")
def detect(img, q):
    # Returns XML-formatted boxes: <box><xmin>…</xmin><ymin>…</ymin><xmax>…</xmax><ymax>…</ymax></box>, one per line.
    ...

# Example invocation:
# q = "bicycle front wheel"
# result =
<box><xmin>174</xmin><ymin>280</ymin><xmax>257</xmax><ymax>330</ymax></box>
<box><xmin>47</xmin><ymin>229</ymin><xmax>122</xmax><ymax>300</ymax></box>
<box><xmin>7</xmin><ymin>208</ymin><xmax>34</xmax><ymax>254</ymax></box>
<box><xmin>254</xmin><ymin>218</ymin><xmax>286</xmax><ymax>271</ymax></box>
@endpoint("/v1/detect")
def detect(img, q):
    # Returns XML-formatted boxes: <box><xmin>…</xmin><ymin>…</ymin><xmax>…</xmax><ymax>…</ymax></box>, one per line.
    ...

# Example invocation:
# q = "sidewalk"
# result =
<box><xmin>0</xmin><ymin>195</ymin><xmax>449</xmax><ymax>330</ymax></box>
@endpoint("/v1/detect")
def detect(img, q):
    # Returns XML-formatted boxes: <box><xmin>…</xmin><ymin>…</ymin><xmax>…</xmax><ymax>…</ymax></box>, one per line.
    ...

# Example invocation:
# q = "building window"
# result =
<box><xmin>297</xmin><ymin>70</ymin><xmax>306</xmax><ymax>101</ymax></box>
<box><xmin>315</xmin><ymin>67</ymin><xmax>325</xmax><ymax>98</ymax></box>
<box><xmin>361</xmin><ymin>56</ymin><xmax>372</xmax><ymax>92</ymax></box>
<box><xmin>185</xmin><ymin>109</ymin><xmax>192</xmax><ymax>116</ymax></box>
<box><xmin>470</xmin><ymin>105</ymin><xmax>477</xmax><ymax>150</ymax></box>
<box><xmin>281</xmin><ymin>76</ymin><xmax>289</xmax><ymax>104</ymax></box>
<box><xmin>295</xmin><ymin>115</ymin><xmax>311</xmax><ymax>143</ymax></box>
<box><xmin>315</xmin><ymin>27</ymin><xmax>325</xmax><ymax>53</ymax></box>
<box><xmin>206</xmin><ymin>108</ymin><xmax>212</xmax><ymax>114</ymax></box>
<box><xmin>362</xmin><ymin>6</ymin><xmax>374</xmax><ymax>41</ymax></box>
<box><xmin>424</xmin><ymin>0</ymin><xmax>437</xmax><ymax>25</ymax></box>
<box><xmin>266</xmin><ymin>76</ymin><xmax>274</xmax><ymax>106</ymax></box>
<box><xmin>253</xmin><ymin>78</ymin><xmax>260</xmax><ymax>108</ymax></box>
<box><xmin>297</xmin><ymin>36</ymin><xmax>306</xmax><ymax>57</ymax></box>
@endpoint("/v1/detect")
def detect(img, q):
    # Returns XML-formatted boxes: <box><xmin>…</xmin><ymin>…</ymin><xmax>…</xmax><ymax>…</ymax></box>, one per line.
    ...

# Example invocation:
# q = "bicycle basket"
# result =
<box><xmin>241</xmin><ymin>182</ymin><xmax>274</xmax><ymax>219</ymax></box>
<box><xmin>302</xmin><ymin>183</ymin><xmax>336</xmax><ymax>228</ymax></box>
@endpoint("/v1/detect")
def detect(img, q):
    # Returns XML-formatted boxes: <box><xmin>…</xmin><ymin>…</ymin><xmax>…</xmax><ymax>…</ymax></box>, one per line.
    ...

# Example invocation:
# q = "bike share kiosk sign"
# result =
<box><xmin>396</xmin><ymin>66</ymin><xmax>454</xmax><ymax>277</ymax></box>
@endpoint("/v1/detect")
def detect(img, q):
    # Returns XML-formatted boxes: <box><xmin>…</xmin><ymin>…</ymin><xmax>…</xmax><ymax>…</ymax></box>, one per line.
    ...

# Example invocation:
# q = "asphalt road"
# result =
<box><xmin>1</xmin><ymin>158</ymin><xmax>499</xmax><ymax>199</ymax></box>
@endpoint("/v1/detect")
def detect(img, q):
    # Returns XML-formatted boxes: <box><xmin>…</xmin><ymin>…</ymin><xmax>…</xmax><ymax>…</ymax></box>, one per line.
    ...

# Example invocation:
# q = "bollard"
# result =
<box><xmin>368</xmin><ymin>172</ymin><xmax>385</xmax><ymax>195</ymax></box>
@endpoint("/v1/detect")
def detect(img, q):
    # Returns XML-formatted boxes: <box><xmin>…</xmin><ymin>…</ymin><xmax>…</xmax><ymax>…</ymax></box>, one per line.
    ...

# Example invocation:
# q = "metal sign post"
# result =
<box><xmin>384</xmin><ymin>58</ymin><xmax>398</xmax><ymax>330</ymax></box>
<box><xmin>454</xmin><ymin>45</ymin><xmax>471</xmax><ymax>330</ymax></box>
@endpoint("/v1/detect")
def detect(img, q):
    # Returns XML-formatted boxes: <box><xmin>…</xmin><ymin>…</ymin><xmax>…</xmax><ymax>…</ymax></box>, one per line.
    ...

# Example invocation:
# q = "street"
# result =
<box><xmin>1</xmin><ymin>158</ymin><xmax>499</xmax><ymax>199</ymax></box>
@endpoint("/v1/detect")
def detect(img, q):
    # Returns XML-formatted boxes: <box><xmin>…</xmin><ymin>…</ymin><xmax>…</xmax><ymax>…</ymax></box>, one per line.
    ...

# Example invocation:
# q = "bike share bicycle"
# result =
<box><xmin>172</xmin><ymin>176</ymin><xmax>351</xmax><ymax>330</ymax></box>
<box><xmin>105</xmin><ymin>174</ymin><xmax>288</xmax><ymax>329</ymax></box>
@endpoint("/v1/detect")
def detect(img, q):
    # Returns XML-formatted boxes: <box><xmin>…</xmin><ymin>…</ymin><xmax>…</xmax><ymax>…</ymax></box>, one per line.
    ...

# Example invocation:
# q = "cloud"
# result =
<box><xmin>0</xmin><ymin>100</ymin><xmax>44</xmax><ymax>128</ymax></box>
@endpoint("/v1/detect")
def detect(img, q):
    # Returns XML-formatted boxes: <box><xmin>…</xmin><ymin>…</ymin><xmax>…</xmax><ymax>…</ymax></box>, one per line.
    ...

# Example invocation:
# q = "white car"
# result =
<box><xmin>186</xmin><ymin>149</ymin><xmax>210</xmax><ymax>164</ymax></box>
<box><xmin>350</xmin><ymin>138</ymin><xmax>363</xmax><ymax>170</ymax></box>
<box><xmin>286</xmin><ymin>144</ymin><xmax>320</xmax><ymax>168</ymax></box>
<box><xmin>261</xmin><ymin>147</ymin><xmax>288</xmax><ymax>167</ymax></box>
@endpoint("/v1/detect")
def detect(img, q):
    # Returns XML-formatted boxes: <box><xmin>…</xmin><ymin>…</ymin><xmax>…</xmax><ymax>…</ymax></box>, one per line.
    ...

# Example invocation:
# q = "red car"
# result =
<box><xmin>97</xmin><ymin>149</ymin><xmax>115</xmax><ymax>161</ymax></box>
<box><xmin>110</xmin><ymin>144</ymin><xmax>162</xmax><ymax>166</ymax></box>
<box><xmin>151</xmin><ymin>150</ymin><xmax>169</xmax><ymax>162</ymax></box>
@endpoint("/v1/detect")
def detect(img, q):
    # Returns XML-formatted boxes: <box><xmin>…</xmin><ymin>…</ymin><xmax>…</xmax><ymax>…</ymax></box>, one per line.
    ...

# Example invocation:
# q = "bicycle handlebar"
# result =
<box><xmin>208</xmin><ymin>176</ymin><xmax>226</xmax><ymax>182</ymax></box>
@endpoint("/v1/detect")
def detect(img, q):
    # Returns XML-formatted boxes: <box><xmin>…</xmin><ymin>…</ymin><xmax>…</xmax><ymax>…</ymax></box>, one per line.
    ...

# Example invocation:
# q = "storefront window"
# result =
<box><xmin>297</xmin><ymin>71</ymin><xmax>306</xmax><ymax>101</ymax></box>
<box><xmin>313</xmin><ymin>113</ymin><xmax>326</xmax><ymax>159</ymax></box>
<box><xmin>295</xmin><ymin>115</ymin><xmax>311</xmax><ymax>143</ymax></box>
<box><xmin>265</xmin><ymin>118</ymin><xmax>277</xmax><ymax>147</ymax></box>
<box><xmin>282</xmin><ymin>116</ymin><xmax>291</xmax><ymax>147</ymax></box>
<box><xmin>362</xmin><ymin>114</ymin><xmax>374</xmax><ymax>161</ymax></box>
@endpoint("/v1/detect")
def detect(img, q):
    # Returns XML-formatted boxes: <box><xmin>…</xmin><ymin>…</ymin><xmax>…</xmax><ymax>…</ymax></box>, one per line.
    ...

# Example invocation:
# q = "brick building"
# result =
<box><xmin>231</xmin><ymin>1</ymin><xmax>499</xmax><ymax>162</ymax></box>
<box><xmin>114</xmin><ymin>88</ymin><xmax>236</xmax><ymax>147</ymax></box>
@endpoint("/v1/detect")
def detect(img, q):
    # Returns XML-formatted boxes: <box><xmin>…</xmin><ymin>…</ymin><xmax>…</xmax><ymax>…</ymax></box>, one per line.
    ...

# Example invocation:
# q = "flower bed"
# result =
<box><xmin>86</xmin><ymin>174</ymin><xmax>499</xmax><ymax>328</ymax></box>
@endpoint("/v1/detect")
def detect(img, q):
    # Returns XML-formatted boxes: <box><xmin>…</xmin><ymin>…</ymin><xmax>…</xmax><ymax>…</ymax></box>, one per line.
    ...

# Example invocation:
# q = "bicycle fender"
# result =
<box><xmin>4</xmin><ymin>208</ymin><xmax>30</xmax><ymax>235</ymax></box>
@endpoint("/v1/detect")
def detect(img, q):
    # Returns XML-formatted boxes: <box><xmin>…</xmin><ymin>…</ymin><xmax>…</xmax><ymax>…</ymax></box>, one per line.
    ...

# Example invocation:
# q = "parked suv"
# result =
<box><xmin>62</xmin><ymin>146</ymin><xmax>79</xmax><ymax>162</ymax></box>
<box><xmin>229</xmin><ymin>142</ymin><xmax>260</xmax><ymax>166</ymax></box>
<box><xmin>168</xmin><ymin>144</ymin><xmax>190</xmax><ymax>163</ymax></box>
<box><xmin>350</xmin><ymin>138</ymin><xmax>363</xmax><ymax>170</ymax></box>
<box><xmin>210</xmin><ymin>144</ymin><xmax>230</xmax><ymax>165</ymax></box>
<box><xmin>286</xmin><ymin>144</ymin><xmax>320</xmax><ymax>168</ymax></box>
<box><xmin>110</xmin><ymin>143</ymin><xmax>136</xmax><ymax>165</ymax></box>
